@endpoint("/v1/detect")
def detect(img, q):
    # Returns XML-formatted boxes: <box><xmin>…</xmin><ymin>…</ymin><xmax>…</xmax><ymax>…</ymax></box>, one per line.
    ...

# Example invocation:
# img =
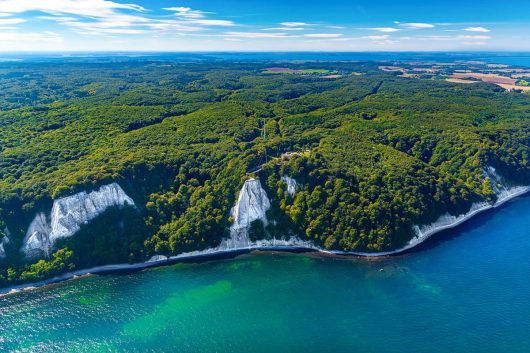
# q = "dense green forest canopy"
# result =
<box><xmin>0</xmin><ymin>58</ymin><xmax>529</xmax><ymax>285</ymax></box>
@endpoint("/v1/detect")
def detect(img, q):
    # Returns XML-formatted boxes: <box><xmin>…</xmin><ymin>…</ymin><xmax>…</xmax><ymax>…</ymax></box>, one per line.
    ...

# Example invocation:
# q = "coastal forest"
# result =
<box><xmin>1</xmin><ymin>57</ymin><xmax>530</xmax><ymax>285</ymax></box>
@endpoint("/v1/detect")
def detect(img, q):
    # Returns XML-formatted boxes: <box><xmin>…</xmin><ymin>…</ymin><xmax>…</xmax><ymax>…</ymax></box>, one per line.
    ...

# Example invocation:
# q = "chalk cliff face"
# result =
<box><xmin>159</xmin><ymin>178</ymin><xmax>315</xmax><ymax>260</ymax></box>
<box><xmin>22</xmin><ymin>183</ymin><xmax>135</xmax><ymax>257</ymax></box>
<box><xmin>23</xmin><ymin>213</ymin><xmax>52</xmax><ymax>256</ymax></box>
<box><xmin>227</xmin><ymin>178</ymin><xmax>271</xmax><ymax>248</ymax></box>
<box><xmin>0</xmin><ymin>228</ymin><xmax>10</xmax><ymax>259</ymax></box>
<box><xmin>484</xmin><ymin>166</ymin><xmax>509</xmax><ymax>194</ymax></box>
<box><xmin>410</xmin><ymin>167</ymin><xmax>530</xmax><ymax>249</ymax></box>
<box><xmin>412</xmin><ymin>202</ymin><xmax>491</xmax><ymax>241</ymax></box>
<box><xmin>281</xmin><ymin>176</ymin><xmax>298</xmax><ymax>196</ymax></box>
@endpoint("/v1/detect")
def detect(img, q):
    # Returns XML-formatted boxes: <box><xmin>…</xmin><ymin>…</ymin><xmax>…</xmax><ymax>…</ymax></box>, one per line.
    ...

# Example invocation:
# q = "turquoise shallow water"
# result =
<box><xmin>2</xmin><ymin>196</ymin><xmax>530</xmax><ymax>352</ymax></box>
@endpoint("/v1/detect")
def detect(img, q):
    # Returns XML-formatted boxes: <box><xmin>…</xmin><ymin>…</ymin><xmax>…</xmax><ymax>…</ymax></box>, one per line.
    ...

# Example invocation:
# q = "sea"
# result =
<box><xmin>2</xmin><ymin>194</ymin><xmax>530</xmax><ymax>352</ymax></box>
<box><xmin>0</xmin><ymin>52</ymin><xmax>530</xmax><ymax>68</ymax></box>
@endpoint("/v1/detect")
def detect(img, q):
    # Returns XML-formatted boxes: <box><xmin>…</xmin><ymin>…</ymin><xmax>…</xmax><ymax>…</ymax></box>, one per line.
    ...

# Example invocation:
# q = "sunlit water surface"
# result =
<box><xmin>2</xmin><ymin>196</ymin><xmax>530</xmax><ymax>352</ymax></box>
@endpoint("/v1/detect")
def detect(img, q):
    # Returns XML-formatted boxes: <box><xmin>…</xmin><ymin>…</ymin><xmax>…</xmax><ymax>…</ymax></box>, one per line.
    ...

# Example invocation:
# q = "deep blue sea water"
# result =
<box><xmin>1</xmin><ymin>52</ymin><xmax>530</xmax><ymax>67</ymax></box>
<box><xmin>1</xmin><ymin>195</ymin><xmax>530</xmax><ymax>352</ymax></box>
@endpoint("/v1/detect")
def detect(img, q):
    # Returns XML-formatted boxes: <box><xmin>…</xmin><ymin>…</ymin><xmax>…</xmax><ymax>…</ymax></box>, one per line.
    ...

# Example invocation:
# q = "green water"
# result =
<box><xmin>2</xmin><ymin>196</ymin><xmax>530</xmax><ymax>352</ymax></box>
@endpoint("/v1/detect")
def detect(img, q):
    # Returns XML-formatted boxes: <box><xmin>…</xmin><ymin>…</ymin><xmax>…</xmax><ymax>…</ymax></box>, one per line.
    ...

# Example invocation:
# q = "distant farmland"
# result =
<box><xmin>263</xmin><ymin>67</ymin><xmax>335</xmax><ymax>75</ymax></box>
<box><xmin>450</xmin><ymin>72</ymin><xmax>530</xmax><ymax>91</ymax></box>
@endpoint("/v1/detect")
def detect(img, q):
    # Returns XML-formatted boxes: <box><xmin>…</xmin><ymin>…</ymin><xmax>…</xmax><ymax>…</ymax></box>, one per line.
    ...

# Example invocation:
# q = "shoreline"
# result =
<box><xmin>2</xmin><ymin>185</ymin><xmax>529</xmax><ymax>297</ymax></box>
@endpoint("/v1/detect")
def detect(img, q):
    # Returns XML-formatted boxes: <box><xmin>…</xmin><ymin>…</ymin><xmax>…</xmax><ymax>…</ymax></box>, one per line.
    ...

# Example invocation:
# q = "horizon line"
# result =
<box><xmin>1</xmin><ymin>50</ymin><xmax>529</xmax><ymax>54</ymax></box>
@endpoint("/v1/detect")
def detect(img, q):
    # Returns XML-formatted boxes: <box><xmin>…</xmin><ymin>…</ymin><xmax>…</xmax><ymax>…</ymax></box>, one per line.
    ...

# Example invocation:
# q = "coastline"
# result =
<box><xmin>358</xmin><ymin>185</ymin><xmax>530</xmax><ymax>256</ymax></box>
<box><xmin>2</xmin><ymin>185</ymin><xmax>529</xmax><ymax>297</ymax></box>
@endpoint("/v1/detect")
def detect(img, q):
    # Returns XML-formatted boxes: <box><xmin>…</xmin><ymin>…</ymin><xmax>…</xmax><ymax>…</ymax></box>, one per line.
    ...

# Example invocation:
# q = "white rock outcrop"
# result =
<box><xmin>412</xmin><ymin>202</ymin><xmax>491</xmax><ymax>243</ymax></box>
<box><xmin>22</xmin><ymin>183</ymin><xmax>135</xmax><ymax>257</ymax></box>
<box><xmin>281</xmin><ymin>176</ymin><xmax>298</xmax><ymax>196</ymax></box>
<box><xmin>147</xmin><ymin>255</ymin><xmax>168</xmax><ymax>263</ymax></box>
<box><xmin>142</xmin><ymin>178</ymin><xmax>315</xmax><ymax>263</ymax></box>
<box><xmin>227</xmin><ymin>178</ymin><xmax>271</xmax><ymax>248</ymax></box>
<box><xmin>409</xmin><ymin>167</ymin><xmax>530</xmax><ymax>252</ymax></box>
<box><xmin>201</xmin><ymin>178</ymin><xmax>313</xmax><ymax>251</ymax></box>
<box><xmin>0</xmin><ymin>228</ymin><xmax>10</xmax><ymax>259</ymax></box>
<box><xmin>484</xmin><ymin>166</ymin><xmax>509</xmax><ymax>194</ymax></box>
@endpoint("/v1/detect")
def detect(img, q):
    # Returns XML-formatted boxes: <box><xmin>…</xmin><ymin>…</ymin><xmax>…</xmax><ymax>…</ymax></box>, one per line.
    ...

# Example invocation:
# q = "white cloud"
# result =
<box><xmin>462</xmin><ymin>41</ymin><xmax>488</xmax><ymax>45</ymax></box>
<box><xmin>223</xmin><ymin>31</ymin><xmax>289</xmax><ymax>39</ymax></box>
<box><xmin>458</xmin><ymin>35</ymin><xmax>491</xmax><ymax>40</ymax></box>
<box><xmin>0</xmin><ymin>0</ymin><xmax>153</xmax><ymax>36</ymax></box>
<box><xmin>162</xmin><ymin>6</ymin><xmax>234</xmax><ymax>26</ymax></box>
<box><xmin>263</xmin><ymin>21</ymin><xmax>315</xmax><ymax>31</ymax></box>
<box><xmin>0</xmin><ymin>2</ymin><xmax>508</xmax><ymax>51</ymax></box>
<box><xmin>304</xmin><ymin>33</ymin><xmax>343</xmax><ymax>38</ymax></box>
<box><xmin>146</xmin><ymin>20</ymin><xmax>203</xmax><ymax>32</ymax></box>
<box><xmin>413</xmin><ymin>35</ymin><xmax>455</xmax><ymax>41</ymax></box>
<box><xmin>365</xmin><ymin>35</ymin><xmax>389</xmax><ymax>40</ymax></box>
<box><xmin>190</xmin><ymin>19</ymin><xmax>234</xmax><ymax>26</ymax></box>
<box><xmin>163</xmin><ymin>7</ymin><xmax>206</xmax><ymax>19</ymax></box>
<box><xmin>409</xmin><ymin>34</ymin><xmax>491</xmax><ymax>42</ymax></box>
<box><xmin>55</xmin><ymin>13</ymin><xmax>151</xmax><ymax>35</ymax></box>
<box><xmin>464</xmin><ymin>26</ymin><xmax>490</xmax><ymax>33</ymax></box>
<box><xmin>0</xmin><ymin>18</ymin><xmax>25</xmax><ymax>25</ymax></box>
<box><xmin>375</xmin><ymin>39</ymin><xmax>399</xmax><ymax>46</ymax></box>
<box><xmin>0</xmin><ymin>31</ymin><xmax>63</xmax><ymax>42</ymax></box>
<box><xmin>77</xmin><ymin>27</ymin><xmax>147</xmax><ymax>35</ymax></box>
<box><xmin>37</xmin><ymin>16</ymin><xmax>77</xmax><ymax>22</ymax></box>
<box><xmin>328</xmin><ymin>37</ymin><xmax>356</xmax><ymax>41</ymax></box>
<box><xmin>398</xmin><ymin>22</ymin><xmax>435</xmax><ymax>29</ymax></box>
<box><xmin>0</xmin><ymin>0</ymin><xmax>145</xmax><ymax>18</ymax></box>
<box><xmin>367</xmin><ymin>27</ymin><xmax>401</xmax><ymax>33</ymax></box>
<box><xmin>281</xmin><ymin>22</ymin><xmax>313</xmax><ymax>27</ymax></box>
<box><xmin>25</xmin><ymin>3</ymin><xmax>234</xmax><ymax>37</ymax></box>
<box><xmin>263</xmin><ymin>27</ymin><xmax>305</xmax><ymax>31</ymax></box>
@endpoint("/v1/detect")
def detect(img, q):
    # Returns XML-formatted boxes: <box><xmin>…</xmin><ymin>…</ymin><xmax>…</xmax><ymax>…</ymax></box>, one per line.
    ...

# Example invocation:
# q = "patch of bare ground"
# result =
<box><xmin>378</xmin><ymin>65</ymin><xmax>407</xmax><ymax>73</ymax></box>
<box><xmin>412</xmin><ymin>67</ymin><xmax>440</xmax><ymax>73</ymax></box>
<box><xmin>446</xmin><ymin>78</ymin><xmax>476</xmax><ymax>84</ymax></box>
<box><xmin>497</xmin><ymin>84</ymin><xmax>530</xmax><ymax>92</ymax></box>
<box><xmin>452</xmin><ymin>72</ymin><xmax>517</xmax><ymax>85</ymax></box>
<box><xmin>447</xmin><ymin>75</ymin><xmax>530</xmax><ymax>92</ymax></box>
<box><xmin>265</xmin><ymin>67</ymin><xmax>301</xmax><ymax>73</ymax></box>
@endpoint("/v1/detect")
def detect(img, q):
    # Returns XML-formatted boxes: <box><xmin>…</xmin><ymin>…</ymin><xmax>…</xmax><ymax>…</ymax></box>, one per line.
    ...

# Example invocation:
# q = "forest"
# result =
<box><xmin>1</xmin><ymin>57</ymin><xmax>529</xmax><ymax>285</ymax></box>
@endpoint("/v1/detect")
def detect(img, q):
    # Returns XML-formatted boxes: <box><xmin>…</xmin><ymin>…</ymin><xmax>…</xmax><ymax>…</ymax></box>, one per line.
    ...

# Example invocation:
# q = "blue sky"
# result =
<box><xmin>0</xmin><ymin>0</ymin><xmax>528</xmax><ymax>51</ymax></box>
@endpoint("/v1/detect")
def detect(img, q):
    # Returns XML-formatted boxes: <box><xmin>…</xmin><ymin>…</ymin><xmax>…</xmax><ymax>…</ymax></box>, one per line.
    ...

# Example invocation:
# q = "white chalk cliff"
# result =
<box><xmin>281</xmin><ymin>176</ymin><xmax>298</xmax><ymax>196</ymax></box>
<box><xmin>162</xmin><ymin>178</ymin><xmax>314</xmax><ymax>262</ymax></box>
<box><xmin>158</xmin><ymin>168</ymin><xmax>523</xmax><ymax>258</ymax></box>
<box><xmin>226</xmin><ymin>178</ymin><xmax>271</xmax><ymax>248</ymax></box>
<box><xmin>165</xmin><ymin>169</ymin><xmax>530</xmax><ymax>261</ymax></box>
<box><xmin>22</xmin><ymin>183</ymin><xmax>135</xmax><ymax>257</ymax></box>
<box><xmin>409</xmin><ymin>167</ymin><xmax>530</xmax><ymax>251</ymax></box>
<box><xmin>0</xmin><ymin>228</ymin><xmax>10</xmax><ymax>259</ymax></box>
